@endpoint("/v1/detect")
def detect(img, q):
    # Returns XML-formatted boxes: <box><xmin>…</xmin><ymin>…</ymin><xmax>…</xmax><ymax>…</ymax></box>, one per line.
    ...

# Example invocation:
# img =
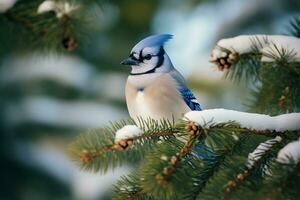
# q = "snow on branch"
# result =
<box><xmin>114</xmin><ymin>125</ymin><xmax>143</xmax><ymax>142</ymax></box>
<box><xmin>210</xmin><ymin>35</ymin><xmax>300</xmax><ymax>68</ymax></box>
<box><xmin>184</xmin><ymin>109</ymin><xmax>300</xmax><ymax>132</ymax></box>
<box><xmin>0</xmin><ymin>0</ymin><xmax>17</xmax><ymax>13</ymax></box>
<box><xmin>277</xmin><ymin>140</ymin><xmax>300</xmax><ymax>164</ymax></box>
<box><xmin>37</xmin><ymin>0</ymin><xmax>79</xmax><ymax>18</ymax></box>
<box><xmin>247</xmin><ymin>136</ymin><xmax>282</xmax><ymax>168</ymax></box>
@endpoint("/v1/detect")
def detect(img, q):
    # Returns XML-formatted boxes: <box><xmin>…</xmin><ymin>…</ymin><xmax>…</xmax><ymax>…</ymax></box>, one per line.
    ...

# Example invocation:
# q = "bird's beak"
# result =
<box><xmin>120</xmin><ymin>57</ymin><xmax>139</xmax><ymax>66</ymax></box>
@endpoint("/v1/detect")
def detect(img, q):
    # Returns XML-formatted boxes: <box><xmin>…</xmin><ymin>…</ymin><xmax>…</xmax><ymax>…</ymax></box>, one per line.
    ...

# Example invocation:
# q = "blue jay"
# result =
<box><xmin>121</xmin><ymin>34</ymin><xmax>201</xmax><ymax>123</ymax></box>
<box><xmin>121</xmin><ymin>34</ymin><xmax>215</xmax><ymax>161</ymax></box>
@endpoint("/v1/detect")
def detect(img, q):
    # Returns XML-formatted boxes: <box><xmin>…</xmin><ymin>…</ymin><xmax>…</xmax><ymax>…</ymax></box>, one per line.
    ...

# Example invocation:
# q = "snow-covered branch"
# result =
<box><xmin>112</xmin><ymin>109</ymin><xmax>300</xmax><ymax>145</ymax></box>
<box><xmin>210</xmin><ymin>35</ymin><xmax>300</xmax><ymax>68</ymax></box>
<box><xmin>37</xmin><ymin>0</ymin><xmax>79</xmax><ymax>18</ymax></box>
<box><xmin>114</xmin><ymin>125</ymin><xmax>143</xmax><ymax>142</ymax></box>
<box><xmin>0</xmin><ymin>0</ymin><xmax>17</xmax><ymax>13</ymax></box>
<box><xmin>247</xmin><ymin>136</ymin><xmax>282</xmax><ymax>168</ymax></box>
<box><xmin>277</xmin><ymin>140</ymin><xmax>300</xmax><ymax>164</ymax></box>
<box><xmin>184</xmin><ymin>109</ymin><xmax>300</xmax><ymax>132</ymax></box>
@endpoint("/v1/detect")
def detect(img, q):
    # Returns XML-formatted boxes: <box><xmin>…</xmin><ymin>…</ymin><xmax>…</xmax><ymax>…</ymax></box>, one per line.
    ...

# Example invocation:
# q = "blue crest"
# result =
<box><xmin>132</xmin><ymin>34</ymin><xmax>173</xmax><ymax>52</ymax></box>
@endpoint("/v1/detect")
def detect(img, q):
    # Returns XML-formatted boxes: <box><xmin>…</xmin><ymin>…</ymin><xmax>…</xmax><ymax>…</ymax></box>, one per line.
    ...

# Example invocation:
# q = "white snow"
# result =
<box><xmin>210</xmin><ymin>35</ymin><xmax>300</xmax><ymax>62</ymax></box>
<box><xmin>160</xmin><ymin>155</ymin><xmax>168</xmax><ymax>161</ymax></box>
<box><xmin>210</xmin><ymin>48</ymin><xmax>228</xmax><ymax>61</ymax></box>
<box><xmin>0</xmin><ymin>0</ymin><xmax>17</xmax><ymax>12</ymax></box>
<box><xmin>37</xmin><ymin>0</ymin><xmax>56</xmax><ymax>14</ymax></box>
<box><xmin>115</xmin><ymin>125</ymin><xmax>143</xmax><ymax>142</ymax></box>
<box><xmin>184</xmin><ymin>109</ymin><xmax>300</xmax><ymax>132</ymax></box>
<box><xmin>277</xmin><ymin>140</ymin><xmax>300</xmax><ymax>164</ymax></box>
<box><xmin>0</xmin><ymin>54</ymin><xmax>93</xmax><ymax>90</ymax></box>
<box><xmin>5</xmin><ymin>97</ymin><xmax>127</xmax><ymax>128</ymax></box>
<box><xmin>15</xmin><ymin>141</ymin><xmax>131</xmax><ymax>200</ymax></box>
<box><xmin>0</xmin><ymin>54</ymin><xmax>127</xmax><ymax>101</ymax></box>
<box><xmin>247</xmin><ymin>136</ymin><xmax>282</xmax><ymax>168</ymax></box>
<box><xmin>37</xmin><ymin>0</ymin><xmax>78</xmax><ymax>18</ymax></box>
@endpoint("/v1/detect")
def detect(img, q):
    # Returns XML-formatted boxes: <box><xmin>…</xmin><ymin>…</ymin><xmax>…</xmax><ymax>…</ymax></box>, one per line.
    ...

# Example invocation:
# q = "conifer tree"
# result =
<box><xmin>0</xmin><ymin>0</ymin><xmax>155</xmax><ymax>199</ymax></box>
<box><xmin>70</xmin><ymin>20</ymin><xmax>300</xmax><ymax>200</ymax></box>
<box><xmin>1</xmin><ymin>1</ymin><xmax>300</xmax><ymax>200</ymax></box>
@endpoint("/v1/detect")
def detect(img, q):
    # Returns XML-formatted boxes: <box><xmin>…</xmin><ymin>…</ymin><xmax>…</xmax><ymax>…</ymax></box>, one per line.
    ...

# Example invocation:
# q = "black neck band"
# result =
<box><xmin>130</xmin><ymin>68</ymin><xmax>156</xmax><ymax>76</ymax></box>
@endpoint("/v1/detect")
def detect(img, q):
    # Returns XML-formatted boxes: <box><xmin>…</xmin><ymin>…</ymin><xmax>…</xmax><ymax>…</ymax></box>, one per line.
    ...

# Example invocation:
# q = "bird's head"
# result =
<box><xmin>121</xmin><ymin>34</ymin><xmax>174</xmax><ymax>75</ymax></box>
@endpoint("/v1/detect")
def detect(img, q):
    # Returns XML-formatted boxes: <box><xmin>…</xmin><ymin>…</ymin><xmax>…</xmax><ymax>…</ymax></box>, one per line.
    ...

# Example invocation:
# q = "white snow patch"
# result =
<box><xmin>73</xmin><ymin>166</ymin><xmax>130</xmax><ymax>200</ymax></box>
<box><xmin>184</xmin><ymin>109</ymin><xmax>300</xmax><ymax>132</ymax></box>
<box><xmin>5</xmin><ymin>97</ymin><xmax>127</xmax><ymax>128</ymax></box>
<box><xmin>232</xmin><ymin>133</ymin><xmax>239</xmax><ymax>141</ymax></box>
<box><xmin>0</xmin><ymin>0</ymin><xmax>17</xmax><ymax>12</ymax></box>
<box><xmin>115</xmin><ymin>125</ymin><xmax>143</xmax><ymax>142</ymax></box>
<box><xmin>210</xmin><ymin>48</ymin><xmax>228</xmax><ymax>61</ymax></box>
<box><xmin>211</xmin><ymin>35</ymin><xmax>300</xmax><ymax>62</ymax></box>
<box><xmin>0</xmin><ymin>54</ymin><xmax>93</xmax><ymax>90</ymax></box>
<box><xmin>37</xmin><ymin>0</ymin><xmax>56</xmax><ymax>14</ymax></box>
<box><xmin>277</xmin><ymin>140</ymin><xmax>300</xmax><ymax>164</ymax></box>
<box><xmin>0</xmin><ymin>54</ymin><xmax>127</xmax><ymax>101</ymax></box>
<box><xmin>160</xmin><ymin>155</ymin><xmax>168</xmax><ymax>161</ymax></box>
<box><xmin>16</xmin><ymin>141</ymin><xmax>131</xmax><ymax>200</ymax></box>
<box><xmin>247</xmin><ymin>136</ymin><xmax>282</xmax><ymax>168</ymax></box>
<box><xmin>37</xmin><ymin>0</ymin><xmax>78</xmax><ymax>18</ymax></box>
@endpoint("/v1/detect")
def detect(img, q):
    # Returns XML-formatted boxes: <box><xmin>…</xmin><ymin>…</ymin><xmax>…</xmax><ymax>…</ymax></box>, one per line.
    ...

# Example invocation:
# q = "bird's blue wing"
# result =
<box><xmin>179</xmin><ymin>88</ymin><xmax>202</xmax><ymax>111</ymax></box>
<box><xmin>179</xmin><ymin>88</ymin><xmax>216</xmax><ymax>162</ymax></box>
<box><xmin>194</xmin><ymin>142</ymin><xmax>216</xmax><ymax>161</ymax></box>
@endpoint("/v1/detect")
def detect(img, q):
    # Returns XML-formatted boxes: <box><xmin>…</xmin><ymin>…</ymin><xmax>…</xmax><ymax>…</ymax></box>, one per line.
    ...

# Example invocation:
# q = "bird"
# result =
<box><xmin>121</xmin><ymin>34</ymin><xmax>215</xmax><ymax>161</ymax></box>
<box><xmin>121</xmin><ymin>34</ymin><xmax>202</xmax><ymax>123</ymax></box>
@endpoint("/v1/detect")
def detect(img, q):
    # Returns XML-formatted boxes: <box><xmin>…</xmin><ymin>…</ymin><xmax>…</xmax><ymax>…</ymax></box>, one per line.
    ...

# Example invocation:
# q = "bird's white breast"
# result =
<box><xmin>134</xmin><ymin>91</ymin><xmax>153</xmax><ymax>119</ymax></box>
<box><xmin>125</xmin><ymin>73</ymin><xmax>190</xmax><ymax>122</ymax></box>
<box><xmin>127</xmin><ymin>73</ymin><xmax>163</xmax><ymax>88</ymax></box>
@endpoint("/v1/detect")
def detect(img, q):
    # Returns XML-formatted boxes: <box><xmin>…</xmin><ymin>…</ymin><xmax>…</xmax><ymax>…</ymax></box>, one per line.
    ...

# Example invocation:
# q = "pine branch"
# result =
<box><xmin>69</xmin><ymin>119</ymin><xmax>179</xmax><ymax>172</ymax></box>
<box><xmin>222</xmin><ymin>136</ymin><xmax>283</xmax><ymax>199</ymax></box>
<box><xmin>149</xmin><ymin>121</ymin><xmax>213</xmax><ymax>183</ymax></box>
<box><xmin>250</xmin><ymin>60</ymin><xmax>300</xmax><ymax>114</ymax></box>
<box><xmin>222</xmin><ymin>35</ymin><xmax>268</xmax><ymax>83</ymax></box>
<box><xmin>112</xmin><ymin>122</ymin><xmax>208</xmax><ymax>200</ymax></box>
<box><xmin>288</xmin><ymin>17</ymin><xmax>300</xmax><ymax>38</ymax></box>
<box><xmin>135</xmin><ymin>139</ymin><xmax>200</xmax><ymax>200</ymax></box>
<box><xmin>256</xmin><ymin>162</ymin><xmax>300</xmax><ymax>199</ymax></box>
<box><xmin>112</xmin><ymin>119</ymin><xmax>299</xmax><ymax>199</ymax></box>
<box><xmin>69</xmin><ymin>110</ymin><xmax>300</xmax><ymax>199</ymax></box>
<box><xmin>198</xmin><ymin>134</ymin><xmax>268</xmax><ymax>200</ymax></box>
<box><xmin>1</xmin><ymin>0</ymin><xmax>96</xmax><ymax>51</ymax></box>
<box><xmin>211</xmin><ymin>34</ymin><xmax>300</xmax><ymax>114</ymax></box>
<box><xmin>223</xmin><ymin>52</ymin><xmax>261</xmax><ymax>83</ymax></box>
<box><xmin>113</xmin><ymin>173</ymin><xmax>154</xmax><ymax>200</ymax></box>
<box><xmin>188</xmin><ymin>135</ymin><xmax>250</xmax><ymax>200</ymax></box>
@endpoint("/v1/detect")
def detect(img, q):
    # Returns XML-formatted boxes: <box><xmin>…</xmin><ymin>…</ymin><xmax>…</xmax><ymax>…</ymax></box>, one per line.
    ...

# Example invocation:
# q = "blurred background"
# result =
<box><xmin>0</xmin><ymin>0</ymin><xmax>299</xmax><ymax>199</ymax></box>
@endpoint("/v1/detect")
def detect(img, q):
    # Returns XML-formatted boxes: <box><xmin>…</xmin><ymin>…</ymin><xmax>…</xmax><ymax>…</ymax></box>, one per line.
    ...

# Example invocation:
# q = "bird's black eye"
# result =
<box><xmin>144</xmin><ymin>54</ymin><xmax>152</xmax><ymax>60</ymax></box>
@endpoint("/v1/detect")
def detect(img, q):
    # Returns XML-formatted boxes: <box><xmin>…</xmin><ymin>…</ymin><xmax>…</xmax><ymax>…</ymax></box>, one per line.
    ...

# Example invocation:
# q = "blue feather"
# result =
<box><xmin>132</xmin><ymin>34</ymin><xmax>173</xmax><ymax>52</ymax></box>
<box><xmin>194</xmin><ymin>142</ymin><xmax>216</xmax><ymax>161</ymax></box>
<box><xmin>179</xmin><ymin>88</ymin><xmax>202</xmax><ymax>111</ymax></box>
<box><xmin>178</xmin><ymin>88</ymin><xmax>216</xmax><ymax>162</ymax></box>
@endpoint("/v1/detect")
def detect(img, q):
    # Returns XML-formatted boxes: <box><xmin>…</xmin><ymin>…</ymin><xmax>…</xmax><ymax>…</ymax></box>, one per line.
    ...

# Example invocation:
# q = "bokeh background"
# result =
<box><xmin>0</xmin><ymin>0</ymin><xmax>299</xmax><ymax>199</ymax></box>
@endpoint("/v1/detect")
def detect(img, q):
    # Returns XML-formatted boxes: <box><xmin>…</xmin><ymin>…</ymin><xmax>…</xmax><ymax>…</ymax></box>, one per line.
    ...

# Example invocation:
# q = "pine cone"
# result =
<box><xmin>211</xmin><ymin>52</ymin><xmax>238</xmax><ymax>71</ymax></box>
<box><xmin>185</xmin><ymin>121</ymin><xmax>199</xmax><ymax>135</ymax></box>
<box><xmin>79</xmin><ymin>150</ymin><xmax>93</xmax><ymax>164</ymax></box>
<box><xmin>62</xmin><ymin>36</ymin><xmax>77</xmax><ymax>51</ymax></box>
<box><xmin>114</xmin><ymin>139</ymin><xmax>134</xmax><ymax>151</ymax></box>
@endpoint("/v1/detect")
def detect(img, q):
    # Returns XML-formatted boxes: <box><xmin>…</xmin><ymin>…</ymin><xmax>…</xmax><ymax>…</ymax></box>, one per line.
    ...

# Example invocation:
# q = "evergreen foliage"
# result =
<box><xmin>0</xmin><ymin>1</ymin><xmax>159</xmax><ymax>199</ymax></box>
<box><xmin>1</xmin><ymin>1</ymin><xmax>300</xmax><ymax>199</ymax></box>
<box><xmin>223</xmin><ymin>36</ymin><xmax>300</xmax><ymax>115</ymax></box>
<box><xmin>0</xmin><ymin>0</ymin><xmax>100</xmax><ymax>54</ymax></box>
<box><xmin>70</xmin><ymin>18</ymin><xmax>300</xmax><ymax>200</ymax></box>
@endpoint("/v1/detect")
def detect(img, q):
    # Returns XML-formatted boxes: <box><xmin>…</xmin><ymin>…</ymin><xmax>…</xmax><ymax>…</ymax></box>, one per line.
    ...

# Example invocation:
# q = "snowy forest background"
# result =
<box><xmin>1</xmin><ymin>0</ymin><xmax>300</xmax><ymax>200</ymax></box>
